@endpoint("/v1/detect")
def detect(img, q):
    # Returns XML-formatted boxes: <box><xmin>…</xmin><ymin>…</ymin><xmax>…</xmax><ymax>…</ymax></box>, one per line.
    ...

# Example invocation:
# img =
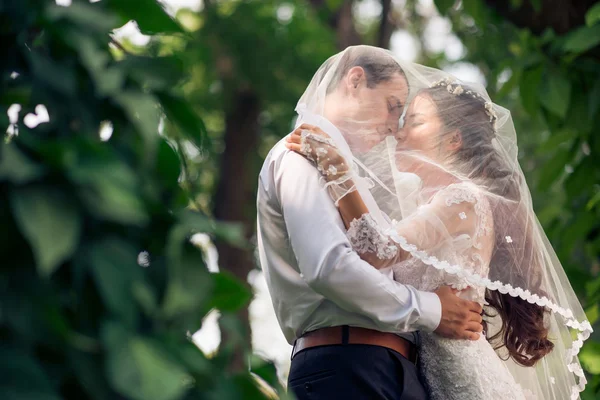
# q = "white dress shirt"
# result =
<box><xmin>256</xmin><ymin>137</ymin><xmax>442</xmax><ymax>345</ymax></box>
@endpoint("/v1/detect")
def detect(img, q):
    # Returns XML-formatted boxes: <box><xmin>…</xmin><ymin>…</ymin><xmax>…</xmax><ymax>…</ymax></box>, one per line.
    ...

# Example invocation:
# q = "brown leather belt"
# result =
<box><xmin>291</xmin><ymin>326</ymin><xmax>416</xmax><ymax>363</ymax></box>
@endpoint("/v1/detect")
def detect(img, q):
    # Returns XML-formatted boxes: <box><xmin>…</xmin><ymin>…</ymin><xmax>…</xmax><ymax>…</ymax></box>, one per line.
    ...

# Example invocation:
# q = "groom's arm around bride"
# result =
<box><xmin>257</xmin><ymin>138</ymin><xmax>482</xmax><ymax>400</ymax></box>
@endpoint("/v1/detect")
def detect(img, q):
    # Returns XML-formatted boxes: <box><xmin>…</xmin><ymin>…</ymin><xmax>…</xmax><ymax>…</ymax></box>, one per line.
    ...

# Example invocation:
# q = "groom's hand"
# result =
<box><xmin>433</xmin><ymin>286</ymin><xmax>483</xmax><ymax>341</ymax></box>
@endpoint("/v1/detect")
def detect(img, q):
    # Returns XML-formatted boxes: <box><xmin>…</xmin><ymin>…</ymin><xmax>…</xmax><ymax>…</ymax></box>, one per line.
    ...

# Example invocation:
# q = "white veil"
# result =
<box><xmin>294</xmin><ymin>45</ymin><xmax>592</xmax><ymax>400</ymax></box>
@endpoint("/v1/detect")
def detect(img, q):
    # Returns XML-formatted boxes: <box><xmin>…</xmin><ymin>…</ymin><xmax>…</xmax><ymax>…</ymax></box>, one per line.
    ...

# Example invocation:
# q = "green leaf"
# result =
<box><xmin>177</xmin><ymin>210</ymin><xmax>246</xmax><ymax>247</ymax></box>
<box><xmin>0</xmin><ymin>348</ymin><xmax>61</xmax><ymax>400</ymax></box>
<box><xmin>539</xmin><ymin>68</ymin><xmax>571</xmax><ymax>118</ymax></box>
<box><xmin>536</xmin><ymin>203</ymin><xmax>562</xmax><ymax>227</ymax></box>
<box><xmin>132</xmin><ymin>281</ymin><xmax>158</xmax><ymax>317</ymax></box>
<box><xmin>69</xmin><ymin>35</ymin><xmax>125</xmax><ymax>97</ymax></box>
<box><xmin>561</xmin><ymin>211</ymin><xmax>596</xmax><ymax>256</ymax></box>
<box><xmin>162</xmin><ymin>225</ymin><xmax>213</xmax><ymax>320</ymax></box>
<box><xmin>209</xmin><ymin>271</ymin><xmax>252</xmax><ymax>313</ymax></box>
<box><xmin>519</xmin><ymin>66</ymin><xmax>543</xmax><ymax>116</ymax></box>
<box><xmin>10</xmin><ymin>187</ymin><xmax>81</xmax><ymax>277</ymax></box>
<box><xmin>115</xmin><ymin>91</ymin><xmax>160</xmax><ymax>147</ymax></box>
<box><xmin>589</xmin><ymin>78</ymin><xmax>600</xmax><ymax>121</ymax></box>
<box><xmin>0</xmin><ymin>142</ymin><xmax>45</xmax><ymax>184</ymax></box>
<box><xmin>586</xmin><ymin>276</ymin><xmax>600</xmax><ymax>303</ymax></box>
<box><xmin>462</xmin><ymin>0</ymin><xmax>487</xmax><ymax>26</ymax></box>
<box><xmin>68</xmin><ymin>350</ymin><xmax>115</xmax><ymax>400</ymax></box>
<box><xmin>509</xmin><ymin>0</ymin><xmax>523</xmax><ymax>8</ymax></box>
<box><xmin>106</xmin><ymin>0</ymin><xmax>183</xmax><ymax>35</ymax></box>
<box><xmin>534</xmin><ymin>130</ymin><xmax>573</xmax><ymax>156</ymax></box>
<box><xmin>46</xmin><ymin>2</ymin><xmax>122</xmax><ymax>32</ymax></box>
<box><xmin>28</xmin><ymin>53</ymin><xmax>76</xmax><ymax>97</ymax></box>
<box><xmin>585</xmin><ymin>2</ymin><xmax>600</xmax><ymax>27</ymax></box>
<box><xmin>325</xmin><ymin>0</ymin><xmax>343</xmax><ymax>10</ymax></box>
<box><xmin>156</xmin><ymin>139</ymin><xmax>182</xmax><ymax>189</ymax></box>
<box><xmin>563</xmin><ymin>24</ymin><xmax>600</xmax><ymax>53</ymax></box>
<box><xmin>118</xmin><ymin>56</ymin><xmax>184</xmax><ymax>91</ymax></box>
<box><xmin>157</xmin><ymin>93</ymin><xmax>209</xmax><ymax>151</ymax></box>
<box><xmin>433</xmin><ymin>0</ymin><xmax>456</xmax><ymax>15</ymax></box>
<box><xmin>171</xmin><ymin>340</ymin><xmax>212</xmax><ymax>376</ymax></box>
<box><xmin>585</xmin><ymin>303</ymin><xmax>599</xmax><ymax>326</ymax></box>
<box><xmin>89</xmin><ymin>238</ymin><xmax>142</xmax><ymax>326</ymax></box>
<box><xmin>250</xmin><ymin>355</ymin><xmax>279</xmax><ymax>389</ymax></box>
<box><xmin>207</xmin><ymin>373</ymin><xmax>269</xmax><ymax>400</ymax></box>
<box><xmin>70</xmin><ymin>157</ymin><xmax>149</xmax><ymax>226</ymax></box>
<box><xmin>103</xmin><ymin>322</ymin><xmax>190</xmax><ymax>400</ymax></box>
<box><xmin>530</xmin><ymin>0</ymin><xmax>541</xmax><ymax>13</ymax></box>
<box><xmin>580</xmin><ymin>341</ymin><xmax>600</xmax><ymax>375</ymax></box>
<box><xmin>587</xmin><ymin>190</ymin><xmax>600</xmax><ymax>211</ymax></box>
<box><xmin>565</xmin><ymin>158</ymin><xmax>597</xmax><ymax>197</ymax></box>
<box><xmin>537</xmin><ymin>148</ymin><xmax>571</xmax><ymax>191</ymax></box>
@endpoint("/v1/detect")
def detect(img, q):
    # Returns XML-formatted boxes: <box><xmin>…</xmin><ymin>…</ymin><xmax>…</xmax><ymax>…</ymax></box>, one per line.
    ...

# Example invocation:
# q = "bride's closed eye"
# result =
<box><xmin>405</xmin><ymin>116</ymin><xmax>423</xmax><ymax>127</ymax></box>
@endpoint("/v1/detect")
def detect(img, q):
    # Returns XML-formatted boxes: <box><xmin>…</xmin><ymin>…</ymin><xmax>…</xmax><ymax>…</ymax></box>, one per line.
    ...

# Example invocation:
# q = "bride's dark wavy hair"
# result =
<box><xmin>423</xmin><ymin>84</ymin><xmax>554</xmax><ymax>367</ymax></box>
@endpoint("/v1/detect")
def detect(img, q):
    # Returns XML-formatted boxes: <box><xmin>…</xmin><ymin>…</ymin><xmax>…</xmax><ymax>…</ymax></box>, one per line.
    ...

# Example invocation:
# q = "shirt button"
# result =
<box><xmin>305</xmin><ymin>382</ymin><xmax>312</xmax><ymax>392</ymax></box>
<box><xmin>299</xmin><ymin>273</ymin><xmax>304</xmax><ymax>278</ymax></box>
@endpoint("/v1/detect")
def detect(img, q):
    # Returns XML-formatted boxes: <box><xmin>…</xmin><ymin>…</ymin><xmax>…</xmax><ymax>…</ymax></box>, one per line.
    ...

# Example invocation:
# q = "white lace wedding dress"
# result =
<box><xmin>346</xmin><ymin>181</ymin><xmax>532</xmax><ymax>400</ymax></box>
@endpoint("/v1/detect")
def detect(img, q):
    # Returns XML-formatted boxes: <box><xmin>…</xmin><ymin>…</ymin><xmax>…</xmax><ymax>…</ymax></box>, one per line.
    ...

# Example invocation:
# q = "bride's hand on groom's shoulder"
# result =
<box><xmin>285</xmin><ymin>124</ymin><xmax>349</xmax><ymax>181</ymax></box>
<box><xmin>434</xmin><ymin>286</ymin><xmax>484</xmax><ymax>341</ymax></box>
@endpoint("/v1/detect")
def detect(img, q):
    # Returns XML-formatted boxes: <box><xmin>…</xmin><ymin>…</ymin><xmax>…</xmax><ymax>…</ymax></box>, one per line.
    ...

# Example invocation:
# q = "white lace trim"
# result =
<box><xmin>384</xmin><ymin>231</ymin><xmax>593</xmax><ymax>400</ymax></box>
<box><xmin>347</xmin><ymin>214</ymin><xmax>398</xmax><ymax>260</ymax></box>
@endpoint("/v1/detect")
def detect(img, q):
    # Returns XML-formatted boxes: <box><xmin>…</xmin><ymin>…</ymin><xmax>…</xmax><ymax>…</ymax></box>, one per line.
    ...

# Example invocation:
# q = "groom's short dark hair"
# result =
<box><xmin>326</xmin><ymin>46</ymin><xmax>407</xmax><ymax>93</ymax></box>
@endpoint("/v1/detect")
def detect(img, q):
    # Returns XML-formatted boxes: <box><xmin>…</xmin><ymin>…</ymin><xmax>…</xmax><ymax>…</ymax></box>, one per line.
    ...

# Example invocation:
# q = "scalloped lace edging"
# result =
<box><xmin>385</xmin><ymin>230</ymin><xmax>593</xmax><ymax>399</ymax></box>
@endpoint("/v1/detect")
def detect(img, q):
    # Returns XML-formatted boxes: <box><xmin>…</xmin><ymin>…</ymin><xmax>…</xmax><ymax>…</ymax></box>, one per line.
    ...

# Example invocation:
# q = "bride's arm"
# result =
<box><xmin>286</xmin><ymin>125</ymin><xmax>409</xmax><ymax>268</ymax></box>
<box><xmin>285</xmin><ymin>124</ymin><xmax>480</xmax><ymax>270</ymax></box>
<box><xmin>336</xmin><ymin>191</ymin><xmax>367</xmax><ymax>229</ymax></box>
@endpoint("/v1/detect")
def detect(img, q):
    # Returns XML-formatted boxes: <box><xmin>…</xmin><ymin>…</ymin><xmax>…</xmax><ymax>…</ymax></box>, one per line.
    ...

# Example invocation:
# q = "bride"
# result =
<box><xmin>285</xmin><ymin>49</ymin><xmax>591</xmax><ymax>400</ymax></box>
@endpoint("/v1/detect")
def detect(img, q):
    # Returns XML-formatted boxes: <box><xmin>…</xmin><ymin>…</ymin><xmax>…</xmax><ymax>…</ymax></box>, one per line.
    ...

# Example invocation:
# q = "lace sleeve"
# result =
<box><xmin>346</xmin><ymin>214</ymin><xmax>399</xmax><ymax>261</ymax></box>
<box><xmin>385</xmin><ymin>183</ymin><xmax>494</xmax><ymax>299</ymax></box>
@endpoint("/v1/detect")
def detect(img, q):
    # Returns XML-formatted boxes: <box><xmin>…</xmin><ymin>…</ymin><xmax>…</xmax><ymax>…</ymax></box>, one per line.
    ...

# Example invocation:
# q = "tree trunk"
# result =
<box><xmin>213</xmin><ymin>87</ymin><xmax>260</xmax><ymax>372</ymax></box>
<box><xmin>377</xmin><ymin>0</ymin><xmax>394</xmax><ymax>49</ymax></box>
<box><xmin>336</xmin><ymin>1</ymin><xmax>362</xmax><ymax>49</ymax></box>
<box><xmin>310</xmin><ymin>0</ymin><xmax>362</xmax><ymax>50</ymax></box>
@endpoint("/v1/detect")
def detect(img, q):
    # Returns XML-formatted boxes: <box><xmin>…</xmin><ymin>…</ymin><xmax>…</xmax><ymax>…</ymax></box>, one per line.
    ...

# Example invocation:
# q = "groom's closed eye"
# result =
<box><xmin>387</xmin><ymin>96</ymin><xmax>403</xmax><ymax>113</ymax></box>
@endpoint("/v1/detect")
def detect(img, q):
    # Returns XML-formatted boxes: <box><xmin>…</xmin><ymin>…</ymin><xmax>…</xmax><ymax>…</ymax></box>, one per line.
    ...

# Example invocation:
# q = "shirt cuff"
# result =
<box><xmin>416</xmin><ymin>291</ymin><xmax>442</xmax><ymax>332</ymax></box>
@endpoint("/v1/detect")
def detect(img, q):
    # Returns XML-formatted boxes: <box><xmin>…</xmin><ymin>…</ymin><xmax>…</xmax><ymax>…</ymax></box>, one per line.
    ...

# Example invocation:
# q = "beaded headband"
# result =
<box><xmin>430</xmin><ymin>78</ymin><xmax>498</xmax><ymax>133</ymax></box>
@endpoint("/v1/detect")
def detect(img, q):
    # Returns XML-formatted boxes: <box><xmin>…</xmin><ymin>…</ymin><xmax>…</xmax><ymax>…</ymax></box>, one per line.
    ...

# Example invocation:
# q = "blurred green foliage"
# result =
<box><xmin>0</xmin><ymin>0</ymin><xmax>279</xmax><ymax>399</ymax></box>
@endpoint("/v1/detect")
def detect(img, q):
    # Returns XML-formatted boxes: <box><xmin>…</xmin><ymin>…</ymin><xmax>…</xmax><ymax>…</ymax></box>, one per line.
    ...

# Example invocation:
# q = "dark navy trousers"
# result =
<box><xmin>287</xmin><ymin>344</ymin><xmax>428</xmax><ymax>400</ymax></box>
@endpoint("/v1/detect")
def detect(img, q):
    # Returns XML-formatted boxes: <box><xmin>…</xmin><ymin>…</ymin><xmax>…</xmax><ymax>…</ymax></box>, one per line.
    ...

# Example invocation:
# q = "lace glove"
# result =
<box><xmin>347</xmin><ymin>214</ymin><xmax>398</xmax><ymax>261</ymax></box>
<box><xmin>286</xmin><ymin>123</ymin><xmax>358</xmax><ymax>204</ymax></box>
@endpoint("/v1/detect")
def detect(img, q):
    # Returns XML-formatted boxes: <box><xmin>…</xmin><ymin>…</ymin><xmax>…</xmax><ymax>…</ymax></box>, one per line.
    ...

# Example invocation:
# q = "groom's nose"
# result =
<box><xmin>378</xmin><ymin>120</ymin><xmax>399</xmax><ymax>137</ymax></box>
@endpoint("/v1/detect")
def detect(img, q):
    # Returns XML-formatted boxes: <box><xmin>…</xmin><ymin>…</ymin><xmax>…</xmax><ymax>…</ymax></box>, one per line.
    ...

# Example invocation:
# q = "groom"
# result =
<box><xmin>256</xmin><ymin>46</ymin><xmax>483</xmax><ymax>399</ymax></box>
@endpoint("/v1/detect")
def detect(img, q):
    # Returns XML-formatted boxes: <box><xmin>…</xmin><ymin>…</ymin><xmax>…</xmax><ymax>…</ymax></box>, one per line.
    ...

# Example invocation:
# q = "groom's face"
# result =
<box><xmin>342</xmin><ymin>68</ymin><xmax>409</xmax><ymax>152</ymax></box>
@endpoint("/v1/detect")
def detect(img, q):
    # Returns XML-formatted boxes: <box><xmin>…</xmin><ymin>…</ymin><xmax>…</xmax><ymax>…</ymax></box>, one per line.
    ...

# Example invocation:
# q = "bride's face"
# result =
<box><xmin>396</xmin><ymin>93</ymin><xmax>446</xmax><ymax>161</ymax></box>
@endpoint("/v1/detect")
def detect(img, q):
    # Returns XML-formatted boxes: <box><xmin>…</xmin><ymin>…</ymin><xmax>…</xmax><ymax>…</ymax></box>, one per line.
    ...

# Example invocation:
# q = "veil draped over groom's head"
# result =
<box><xmin>294</xmin><ymin>45</ymin><xmax>592</xmax><ymax>400</ymax></box>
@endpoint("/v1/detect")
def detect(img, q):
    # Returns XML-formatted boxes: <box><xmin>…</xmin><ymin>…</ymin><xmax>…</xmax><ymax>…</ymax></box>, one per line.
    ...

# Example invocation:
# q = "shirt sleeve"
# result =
<box><xmin>272</xmin><ymin>149</ymin><xmax>442</xmax><ymax>333</ymax></box>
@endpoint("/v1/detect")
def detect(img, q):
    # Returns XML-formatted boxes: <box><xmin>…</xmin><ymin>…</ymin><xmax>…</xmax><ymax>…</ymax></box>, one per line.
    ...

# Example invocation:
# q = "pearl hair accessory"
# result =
<box><xmin>430</xmin><ymin>78</ymin><xmax>499</xmax><ymax>133</ymax></box>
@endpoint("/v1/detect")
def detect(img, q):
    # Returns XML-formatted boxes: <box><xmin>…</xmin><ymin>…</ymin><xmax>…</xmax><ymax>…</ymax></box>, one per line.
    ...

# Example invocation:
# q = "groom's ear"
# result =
<box><xmin>346</xmin><ymin>66</ymin><xmax>366</xmax><ymax>92</ymax></box>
